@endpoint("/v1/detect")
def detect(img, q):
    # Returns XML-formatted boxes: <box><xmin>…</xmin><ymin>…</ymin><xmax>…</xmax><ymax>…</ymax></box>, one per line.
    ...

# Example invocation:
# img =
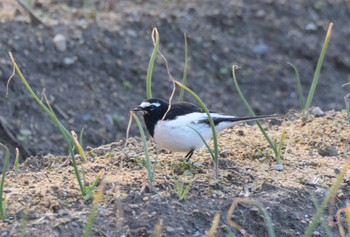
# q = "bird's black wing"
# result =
<box><xmin>163</xmin><ymin>102</ymin><xmax>204</xmax><ymax>120</ymax></box>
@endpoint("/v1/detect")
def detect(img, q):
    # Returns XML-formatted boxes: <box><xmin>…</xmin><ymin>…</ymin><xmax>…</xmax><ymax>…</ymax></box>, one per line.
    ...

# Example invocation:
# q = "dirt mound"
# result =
<box><xmin>1</xmin><ymin>1</ymin><xmax>350</xmax><ymax>168</ymax></box>
<box><xmin>0</xmin><ymin>111</ymin><xmax>349</xmax><ymax>236</ymax></box>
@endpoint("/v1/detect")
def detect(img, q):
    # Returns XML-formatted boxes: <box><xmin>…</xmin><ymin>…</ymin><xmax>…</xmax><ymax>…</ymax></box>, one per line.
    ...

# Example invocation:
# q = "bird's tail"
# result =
<box><xmin>227</xmin><ymin>114</ymin><xmax>283</xmax><ymax>123</ymax></box>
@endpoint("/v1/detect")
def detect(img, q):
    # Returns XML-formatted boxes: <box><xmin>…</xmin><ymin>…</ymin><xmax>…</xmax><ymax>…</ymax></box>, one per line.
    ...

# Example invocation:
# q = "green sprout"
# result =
<box><xmin>175</xmin><ymin>179</ymin><xmax>192</xmax><ymax>200</ymax></box>
<box><xmin>146</xmin><ymin>28</ymin><xmax>159</xmax><ymax>99</ymax></box>
<box><xmin>288</xmin><ymin>22</ymin><xmax>333</xmax><ymax>118</ymax></box>
<box><xmin>231</xmin><ymin>65</ymin><xmax>285</xmax><ymax>168</ymax></box>
<box><xmin>178</xmin><ymin>32</ymin><xmax>188</xmax><ymax>102</ymax></box>
<box><xmin>8</xmin><ymin>52</ymin><xmax>101</xmax><ymax>199</ymax></box>
<box><xmin>0</xmin><ymin>143</ymin><xmax>10</xmax><ymax>220</ymax></box>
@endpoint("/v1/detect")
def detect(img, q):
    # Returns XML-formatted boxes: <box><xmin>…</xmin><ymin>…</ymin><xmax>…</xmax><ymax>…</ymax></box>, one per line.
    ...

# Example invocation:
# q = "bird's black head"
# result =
<box><xmin>132</xmin><ymin>98</ymin><xmax>169</xmax><ymax>136</ymax></box>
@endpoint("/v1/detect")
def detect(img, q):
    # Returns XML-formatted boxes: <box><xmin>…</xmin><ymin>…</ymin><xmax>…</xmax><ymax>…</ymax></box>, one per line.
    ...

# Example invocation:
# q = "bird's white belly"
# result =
<box><xmin>153</xmin><ymin>121</ymin><xmax>213</xmax><ymax>152</ymax></box>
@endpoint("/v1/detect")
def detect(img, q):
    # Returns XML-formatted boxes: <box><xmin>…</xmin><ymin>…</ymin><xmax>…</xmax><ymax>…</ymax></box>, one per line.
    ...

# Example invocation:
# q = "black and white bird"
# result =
<box><xmin>132</xmin><ymin>98</ymin><xmax>280</xmax><ymax>160</ymax></box>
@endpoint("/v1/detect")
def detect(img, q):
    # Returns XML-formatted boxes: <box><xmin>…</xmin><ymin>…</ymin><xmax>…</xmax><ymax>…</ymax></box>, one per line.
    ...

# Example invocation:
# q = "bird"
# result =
<box><xmin>132</xmin><ymin>98</ymin><xmax>280</xmax><ymax>160</ymax></box>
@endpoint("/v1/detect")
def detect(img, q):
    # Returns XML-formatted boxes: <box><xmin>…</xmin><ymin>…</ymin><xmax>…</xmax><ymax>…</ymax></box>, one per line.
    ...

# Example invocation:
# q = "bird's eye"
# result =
<box><xmin>149</xmin><ymin>105</ymin><xmax>155</xmax><ymax>111</ymax></box>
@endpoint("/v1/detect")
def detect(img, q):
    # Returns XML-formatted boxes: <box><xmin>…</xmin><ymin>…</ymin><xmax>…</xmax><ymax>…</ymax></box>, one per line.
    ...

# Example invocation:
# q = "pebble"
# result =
<box><xmin>128</xmin><ymin>204</ymin><xmax>139</xmax><ymax>209</ymax></box>
<box><xmin>318</xmin><ymin>146</ymin><xmax>338</xmax><ymax>157</ymax></box>
<box><xmin>255</xmin><ymin>9</ymin><xmax>266</xmax><ymax>18</ymax></box>
<box><xmin>253</xmin><ymin>42</ymin><xmax>268</xmax><ymax>55</ymax></box>
<box><xmin>53</xmin><ymin>33</ymin><xmax>67</xmax><ymax>51</ymax></box>
<box><xmin>63</xmin><ymin>56</ymin><xmax>77</xmax><ymax>66</ymax></box>
<box><xmin>305</xmin><ymin>22</ymin><xmax>317</xmax><ymax>31</ymax></box>
<box><xmin>272</xmin><ymin>164</ymin><xmax>284</xmax><ymax>171</ymax></box>
<box><xmin>312</xmin><ymin>231</ymin><xmax>321</xmax><ymax>236</ymax></box>
<box><xmin>309</xmin><ymin>107</ymin><xmax>324</xmax><ymax>117</ymax></box>
<box><xmin>165</xmin><ymin>226</ymin><xmax>175</xmax><ymax>233</ymax></box>
<box><xmin>126</xmin><ymin>29</ymin><xmax>137</xmax><ymax>38</ymax></box>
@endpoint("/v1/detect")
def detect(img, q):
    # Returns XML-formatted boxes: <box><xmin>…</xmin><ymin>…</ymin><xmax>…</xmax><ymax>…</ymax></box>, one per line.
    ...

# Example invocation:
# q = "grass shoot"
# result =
<box><xmin>231</xmin><ymin>65</ymin><xmax>285</xmax><ymax>167</ymax></box>
<box><xmin>226</xmin><ymin>197</ymin><xmax>276</xmax><ymax>237</ymax></box>
<box><xmin>8</xmin><ymin>52</ymin><xmax>101</xmax><ymax>200</ymax></box>
<box><xmin>173</xmin><ymin>80</ymin><xmax>220</xmax><ymax>179</ymax></box>
<box><xmin>131</xmin><ymin>112</ymin><xmax>154</xmax><ymax>184</ymax></box>
<box><xmin>146</xmin><ymin>28</ymin><xmax>159</xmax><ymax>99</ymax></box>
<box><xmin>288</xmin><ymin>22</ymin><xmax>333</xmax><ymax>118</ymax></box>
<box><xmin>82</xmin><ymin>183</ymin><xmax>104</xmax><ymax>237</ymax></box>
<box><xmin>175</xmin><ymin>179</ymin><xmax>192</xmax><ymax>200</ymax></box>
<box><xmin>178</xmin><ymin>32</ymin><xmax>188</xmax><ymax>102</ymax></box>
<box><xmin>0</xmin><ymin>143</ymin><xmax>10</xmax><ymax>220</ymax></box>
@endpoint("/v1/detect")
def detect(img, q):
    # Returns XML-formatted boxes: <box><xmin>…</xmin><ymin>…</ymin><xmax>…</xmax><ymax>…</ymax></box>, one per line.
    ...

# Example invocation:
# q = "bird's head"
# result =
<box><xmin>132</xmin><ymin>98</ymin><xmax>169</xmax><ymax>121</ymax></box>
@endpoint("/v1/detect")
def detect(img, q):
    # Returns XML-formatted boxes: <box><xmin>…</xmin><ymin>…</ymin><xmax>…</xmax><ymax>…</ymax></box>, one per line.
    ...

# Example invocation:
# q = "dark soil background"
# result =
<box><xmin>1</xmin><ymin>0</ymin><xmax>350</xmax><ymax>167</ymax></box>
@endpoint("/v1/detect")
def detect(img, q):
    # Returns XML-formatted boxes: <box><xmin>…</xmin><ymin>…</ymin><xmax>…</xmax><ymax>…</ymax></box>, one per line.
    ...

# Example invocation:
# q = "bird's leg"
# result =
<box><xmin>184</xmin><ymin>149</ymin><xmax>194</xmax><ymax>162</ymax></box>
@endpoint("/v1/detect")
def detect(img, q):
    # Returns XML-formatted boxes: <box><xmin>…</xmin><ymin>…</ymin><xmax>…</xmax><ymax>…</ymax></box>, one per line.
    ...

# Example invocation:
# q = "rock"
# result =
<box><xmin>63</xmin><ymin>56</ymin><xmax>77</xmax><ymax>66</ymax></box>
<box><xmin>256</xmin><ymin>9</ymin><xmax>266</xmax><ymax>18</ymax></box>
<box><xmin>126</xmin><ymin>29</ymin><xmax>137</xmax><ymax>38</ymax></box>
<box><xmin>312</xmin><ymin>231</ymin><xmax>321</xmax><ymax>236</ymax></box>
<box><xmin>318</xmin><ymin>146</ymin><xmax>338</xmax><ymax>157</ymax></box>
<box><xmin>165</xmin><ymin>226</ymin><xmax>175</xmax><ymax>233</ymax></box>
<box><xmin>53</xmin><ymin>33</ymin><xmax>67</xmax><ymax>51</ymax></box>
<box><xmin>273</xmin><ymin>163</ymin><xmax>284</xmax><ymax>171</ymax></box>
<box><xmin>305</xmin><ymin>22</ymin><xmax>317</xmax><ymax>31</ymax></box>
<box><xmin>309</xmin><ymin>107</ymin><xmax>324</xmax><ymax>117</ymax></box>
<box><xmin>253</xmin><ymin>42</ymin><xmax>268</xmax><ymax>55</ymax></box>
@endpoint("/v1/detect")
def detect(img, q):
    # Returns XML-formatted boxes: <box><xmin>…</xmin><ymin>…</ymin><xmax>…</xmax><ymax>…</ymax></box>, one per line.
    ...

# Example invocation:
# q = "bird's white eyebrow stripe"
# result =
<box><xmin>140</xmin><ymin>101</ymin><xmax>161</xmax><ymax>108</ymax></box>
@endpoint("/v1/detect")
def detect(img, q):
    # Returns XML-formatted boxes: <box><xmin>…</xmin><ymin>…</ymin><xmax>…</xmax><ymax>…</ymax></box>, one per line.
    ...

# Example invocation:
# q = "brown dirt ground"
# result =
<box><xmin>1</xmin><ymin>1</ymin><xmax>350</xmax><ymax>236</ymax></box>
<box><xmin>0</xmin><ymin>111</ymin><xmax>350</xmax><ymax>236</ymax></box>
<box><xmin>1</xmin><ymin>0</ymin><xmax>350</xmax><ymax>169</ymax></box>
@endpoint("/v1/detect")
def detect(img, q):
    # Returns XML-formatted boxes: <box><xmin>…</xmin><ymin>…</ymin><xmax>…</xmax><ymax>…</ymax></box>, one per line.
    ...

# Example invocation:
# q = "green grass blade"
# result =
<box><xmin>173</xmin><ymin>80</ymin><xmax>219</xmax><ymax>178</ymax></box>
<box><xmin>71</xmin><ymin>131</ymin><xmax>87</xmax><ymax>163</ymax></box>
<box><xmin>287</xmin><ymin>62</ymin><xmax>305</xmax><ymax>110</ymax></box>
<box><xmin>276</xmin><ymin>130</ymin><xmax>286</xmax><ymax>164</ymax></box>
<box><xmin>179</xmin><ymin>32</ymin><xmax>188</xmax><ymax>102</ymax></box>
<box><xmin>0</xmin><ymin>143</ymin><xmax>10</xmax><ymax>220</ymax></box>
<box><xmin>304</xmin><ymin>158</ymin><xmax>350</xmax><ymax>237</ymax></box>
<box><xmin>146</xmin><ymin>28</ymin><xmax>159</xmax><ymax>99</ymax></box>
<box><xmin>9</xmin><ymin>53</ymin><xmax>87</xmax><ymax>197</ymax></box>
<box><xmin>304</xmin><ymin>23</ymin><xmax>333</xmax><ymax>111</ymax></box>
<box><xmin>227</xmin><ymin>198</ymin><xmax>276</xmax><ymax>237</ymax></box>
<box><xmin>19</xmin><ymin>208</ymin><xmax>28</xmax><ymax>237</ymax></box>
<box><xmin>82</xmin><ymin>184</ymin><xmax>104</xmax><ymax>237</ymax></box>
<box><xmin>132</xmin><ymin>113</ymin><xmax>154</xmax><ymax>183</ymax></box>
<box><xmin>79</xmin><ymin>128</ymin><xmax>85</xmax><ymax>148</ymax></box>
<box><xmin>344</xmin><ymin>96</ymin><xmax>350</xmax><ymax>127</ymax></box>
<box><xmin>188</xmin><ymin>126</ymin><xmax>215</xmax><ymax>159</ymax></box>
<box><xmin>309</xmin><ymin>192</ymin><xmax>333</xmax><ymax>237</ymax></box>
<box><xmin>14</xmin><ymin>147</ymin><xmax>20</xmax><ymax>172</ymax></box>
<box><xmin>9</xmin><ymin>53</ymin><xmax>72</xmax><ymax>142</ymax></box>
<box><xmin>231</xmin><ymin>66</ymin><xmax>278</xmax><ymax>156</ymax></box>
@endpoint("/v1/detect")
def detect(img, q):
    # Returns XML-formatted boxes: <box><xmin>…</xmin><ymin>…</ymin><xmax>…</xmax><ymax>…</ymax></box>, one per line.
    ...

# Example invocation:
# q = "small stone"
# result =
<box><xmin>334</xmin><ymin>168</ymin><xmax>340</xmax><ymax>174</ymax></box>
<box><xmin>53</xmin><ymin>33</ymin><xmax>67</xmax><ymax>51</ymax></box>
<box><xmin>312</xmin><ymin>231</ymin><xmax>321</xmax><ymax>236</ymax></box>
<box><xmin>309</xmin><ymin>107</ymin><xmax>324</xmax><ymax>117</ymax></box>
<box><xmin>272</xmin><ymin>163</ymin><xmax>284</xmax><ymax>171</ymax></box>
<box><xmin>63</xmin><ymin>57</ymin><xmax>77</xmax><ymax>66</ymax></box>
<box><xmin>126</xmin><ymin>29</ymin><xmax>137</xmax><ymax>37</ymax></box>
<box><xmin>193</xmin><ymin>231</ymin><xmax>201</xmax><ymax>237</ymax></box>
<box><xmin>143</xmin><ymin>196</ymin><xmax>149</xmax><ymax>201</ymax></box>
<box><xmin>318</xmin><ymin>146</ymin><xmax>338</xmax><ymax>157</ymax></box>
<box><xmin>128</xmin><ymin>204</ymin><xmax>139</xmax><ymax>209</ymax></box>
<box><xmin>256</xmin><ymin>9</ymin><xmax>266</xmax><ymax>18</ymax></box>
<box><xmin>253</xmin><ymin>42</ymin><xmax>268</xmax><ymax>55</ymax></box>
<box><xmin>165</xmin><ymin>226</ymin><xmax>175</xmax><ymax>233</ymax></box>
<box><xmin>219</xmin><ymin>150</ymin><xmax>229</xmax><ymax>158</ymax></box>
<box><xmin>305</xmin><ymin>22</ymin><xmax>317</xmax><ymax>31</ymax></box>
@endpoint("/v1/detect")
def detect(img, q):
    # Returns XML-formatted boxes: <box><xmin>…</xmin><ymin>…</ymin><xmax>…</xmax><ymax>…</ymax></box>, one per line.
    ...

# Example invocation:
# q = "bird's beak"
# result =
<box><xmin>131</xmin><ymin>106</ymin><xmax>144</xmax><ymax>112</ymax></box>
